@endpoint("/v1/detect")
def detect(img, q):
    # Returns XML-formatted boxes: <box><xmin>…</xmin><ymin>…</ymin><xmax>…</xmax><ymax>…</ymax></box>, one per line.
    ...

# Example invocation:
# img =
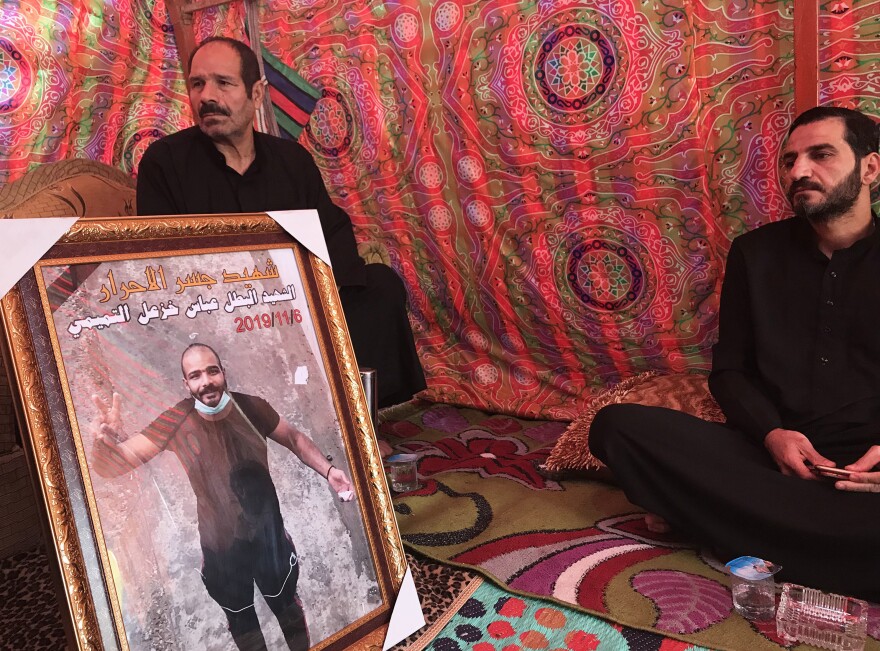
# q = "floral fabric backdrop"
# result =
<box><xmin>0</xmin><ymin>0</ymin><xmax>191</xmax><ymax>175</ymax></box>
<box><xmin>1</xmin><ymin>0</ymin><xmax>878</xmax><ymax>419</ymax></box>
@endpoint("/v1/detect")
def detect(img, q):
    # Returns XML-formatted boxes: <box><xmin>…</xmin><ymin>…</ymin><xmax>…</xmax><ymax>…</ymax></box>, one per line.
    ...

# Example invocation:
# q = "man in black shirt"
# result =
<box><xmin>590</xmin><ymin>106</ymin><xmax>880</xmax><ymax>600</ymax></box>
<box><xmin>137</xmin><ymin>36</ymin><xmax>425</xmax><ymax>407</ymax></box>
<box><xmin>92</xmin><ymin>343</ymin><xmax>353</xmax><ymax>651</ymax></box>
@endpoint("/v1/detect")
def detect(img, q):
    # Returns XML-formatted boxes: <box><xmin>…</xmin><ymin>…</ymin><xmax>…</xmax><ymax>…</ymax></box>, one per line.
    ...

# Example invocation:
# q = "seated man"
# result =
<box><xmin>590</xmin><ymin>106</ymin><xmax>880</xmax><ymax>602</ymax></box>
<box><xmin>136</xmin><ymin>36</ymin><xmax>425</xmax><ymax>407</ymax></box>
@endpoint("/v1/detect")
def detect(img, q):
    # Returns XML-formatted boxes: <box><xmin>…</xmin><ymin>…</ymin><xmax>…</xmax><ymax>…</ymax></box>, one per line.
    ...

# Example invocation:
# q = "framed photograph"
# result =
<box><xmin>0</xmin><ymin>214</ymin><xmax>406</xmax><ymax>651</ymax></box>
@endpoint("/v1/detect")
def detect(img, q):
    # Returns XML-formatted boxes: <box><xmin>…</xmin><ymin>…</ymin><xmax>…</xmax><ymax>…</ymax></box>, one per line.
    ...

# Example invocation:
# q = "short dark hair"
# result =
<box><xmin>788</xmin><ymin>106</ymin><xmax>879</xmax><ymax>160</ymax></box>
<box><xmin>187</xmin><ymin>37</ymin><xmax>261</xmax><ymax>99</ymax></box>
<box><xmin>181</xmin><ymin>343</ymin><xmax>224</xmax><ymax>376</ymax></box>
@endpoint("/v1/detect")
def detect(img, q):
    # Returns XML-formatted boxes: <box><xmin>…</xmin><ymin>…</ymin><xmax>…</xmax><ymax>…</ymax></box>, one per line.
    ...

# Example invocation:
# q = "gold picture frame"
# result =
<box><xmin>1</xmin><ymin>214</ymin><xmax>405</xmax><ymax>651</ymax></box>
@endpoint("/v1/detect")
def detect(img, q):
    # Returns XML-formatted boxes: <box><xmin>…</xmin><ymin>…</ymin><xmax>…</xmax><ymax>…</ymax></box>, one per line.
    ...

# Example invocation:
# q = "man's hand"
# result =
<box><xmin>90</xmin><ymin>392</ymin><xmax>132</xmax><ymax>477</ymax></box>
<box><xmin>88</xmin><ymin>394</ymin><xmax>159</xmax><ymax>478</ymax></box>
<box><xmin>327</xmin><ymin>466</ymin><xmax>353</xmax><ymax>499</ymax></box>
<box><xmin>764</xmin><ymin>428</ymin><xmax>834</xmax><ymax>479</ymax></box>
<box><xmin>269</xmin><ymin>421</ymin><xmax>357</xmax><ymax>500</ymax></box>
<box><xmin>836</xmin><ymin>446</ymin><xmax>880</xmax><ymax>493</ymax></box>
<box><xmin>91</xmin><ymin>392</ymin><xmax>124</xmax><ymax>442</ymax></box>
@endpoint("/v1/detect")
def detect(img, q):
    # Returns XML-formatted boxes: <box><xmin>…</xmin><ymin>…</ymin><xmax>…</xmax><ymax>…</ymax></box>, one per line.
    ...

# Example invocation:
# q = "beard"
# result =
<box><xmin>788</xmin><ymin>162</ymin><xmax>862</xmax><ymax>224</ymax></box>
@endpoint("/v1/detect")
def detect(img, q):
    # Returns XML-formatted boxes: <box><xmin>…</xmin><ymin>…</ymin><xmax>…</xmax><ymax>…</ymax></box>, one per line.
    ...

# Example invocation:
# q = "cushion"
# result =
<box><xmin>0</xmin><ymin>159</ymin><xmax>136</xmax><ymax>218</ymax></box>
<box><xmin>542</xmin><ymin>371</ymin><xmax>725</xmax><ymax>473</ymax></box>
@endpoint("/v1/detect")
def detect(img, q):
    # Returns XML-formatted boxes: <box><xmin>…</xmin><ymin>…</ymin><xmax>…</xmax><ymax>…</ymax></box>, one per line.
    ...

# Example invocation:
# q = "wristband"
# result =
<box><xmin>325</xmin><ymin>465</ymin><xmax>335</xmax><ymax>480</ymax></box>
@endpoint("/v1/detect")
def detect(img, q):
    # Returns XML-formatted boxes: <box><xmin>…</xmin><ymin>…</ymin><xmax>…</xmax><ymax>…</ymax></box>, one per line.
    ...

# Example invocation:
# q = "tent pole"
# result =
<box><xmin>794</xmin><ymin>0</ymin><xmax>819</xmax><ymax>113</ymax></box>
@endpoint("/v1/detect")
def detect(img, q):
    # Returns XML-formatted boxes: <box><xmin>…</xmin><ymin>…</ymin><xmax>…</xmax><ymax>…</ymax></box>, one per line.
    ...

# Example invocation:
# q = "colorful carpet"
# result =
<box><xmin>419</xmin><ymin>580</ymin><xmax>710</xmax><ymax>651</ymax></box>
<box><xmin>382</xmin><ymin>402</ymin><xmax>880</xmax><ymax>651</ymax></box>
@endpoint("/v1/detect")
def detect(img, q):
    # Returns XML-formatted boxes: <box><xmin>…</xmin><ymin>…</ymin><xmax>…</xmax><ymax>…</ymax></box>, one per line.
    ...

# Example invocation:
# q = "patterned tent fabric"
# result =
<box><xmin>1</xmin><ymin>0</ymin><xmax>878</xmax><ymax>418</ymax></box>
<box><xmin>254</xmin><ymin>0</ymin><xmax>879</xmax><ymax>418</ymax></box>
<box><xmin>0</xmin><ymin>0</ymin><xmax>192</xmax><ymax>178</ymax></box>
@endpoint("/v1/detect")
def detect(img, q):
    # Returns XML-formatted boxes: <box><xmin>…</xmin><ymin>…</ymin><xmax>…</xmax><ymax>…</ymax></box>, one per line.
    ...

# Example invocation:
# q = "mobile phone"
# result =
<box><xmin>811</xmin><ymin>464</ymin><xmax>854</xmax><ymax>479</ymax></box>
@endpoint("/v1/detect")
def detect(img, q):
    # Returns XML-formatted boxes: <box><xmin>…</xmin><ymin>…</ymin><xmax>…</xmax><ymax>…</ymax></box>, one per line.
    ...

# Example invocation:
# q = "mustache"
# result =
<box><xmin>198</xmin><ymin>383</ymin><xmax>224</xmax><ymax>397</ymax></box>
<box><xmin>199</xmin><ymin>102</ymin><xmax>230</xmax><ymax>118</ymax></box>
<box><xmin>788</xmin><ymin>179</ymin><xmax>824</xmax><ymax>196</ymax></box>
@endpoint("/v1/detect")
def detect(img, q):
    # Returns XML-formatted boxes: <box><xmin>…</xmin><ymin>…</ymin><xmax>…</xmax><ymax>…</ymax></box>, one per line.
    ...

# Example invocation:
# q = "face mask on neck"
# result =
<box><xmin>194</xmin><ymin>391</ymin><xmax>231</xmax><ymax>415</ymax></box>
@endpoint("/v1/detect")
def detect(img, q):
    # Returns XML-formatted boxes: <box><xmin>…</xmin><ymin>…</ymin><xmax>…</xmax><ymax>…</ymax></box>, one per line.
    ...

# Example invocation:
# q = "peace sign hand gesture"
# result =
<box><xmin>91</xmin><ymin>392</ymin><xmax>124</xmax><ymax>442</ymax></box>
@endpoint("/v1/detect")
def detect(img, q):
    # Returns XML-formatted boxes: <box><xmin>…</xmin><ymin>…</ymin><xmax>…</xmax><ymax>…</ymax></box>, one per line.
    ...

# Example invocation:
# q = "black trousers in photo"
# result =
<box><xmin>202</xmin><ymin>535</ymin><xmax>309</xmax><ymax>651</ymax></box>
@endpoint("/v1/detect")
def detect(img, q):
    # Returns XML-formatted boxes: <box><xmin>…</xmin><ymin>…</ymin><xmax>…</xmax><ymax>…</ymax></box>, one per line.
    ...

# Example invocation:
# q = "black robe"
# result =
<box><xmin>591</xmin><ymin>216</ymin><xmax>880</xmax><ymax>601</ymax></box>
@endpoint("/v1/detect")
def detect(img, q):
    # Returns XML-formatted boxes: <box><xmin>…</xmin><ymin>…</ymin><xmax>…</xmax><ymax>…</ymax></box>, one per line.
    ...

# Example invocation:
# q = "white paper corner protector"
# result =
<box><xmin>294</xmin><ymin>365</ymin><xmax>308</xmax><ymax>385</ymax></box>
<box><xmin>382</xmin><ymin>566</ymin><xmax>425</xmax><ymax>650</ymax></box>
<box><xmin>0</xmin><ymin>217</ymin><xmax>79</xmax><ymax>300</ymax></box>
<box><xmin>266</xmin><ymin>210</ymin><xmax>332</xmax><ymax>268</ymax></box>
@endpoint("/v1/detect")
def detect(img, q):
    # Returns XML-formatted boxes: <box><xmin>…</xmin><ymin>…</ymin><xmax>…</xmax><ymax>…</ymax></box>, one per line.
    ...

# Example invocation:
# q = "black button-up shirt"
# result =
<box><xmin>709</xmin><ymin>215</ymin><xmax>880</xmax><ymax>446</ymax></box>
<box><xmin>136</xmin><ymin>126</ymin><xmax>367</xmax><ymax>287</ymax></box>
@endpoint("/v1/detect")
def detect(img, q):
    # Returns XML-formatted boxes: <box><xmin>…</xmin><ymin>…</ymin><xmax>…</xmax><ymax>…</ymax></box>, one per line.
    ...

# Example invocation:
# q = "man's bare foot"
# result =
<box><xmin>377</xmin><ymin>439</ymin><xmax>393</xmax><ymax>458</ymax></box>
<box><xmin>644</xmin><ymin>513</ymin><xmax>672</xmax><ymax>534</ymax></box>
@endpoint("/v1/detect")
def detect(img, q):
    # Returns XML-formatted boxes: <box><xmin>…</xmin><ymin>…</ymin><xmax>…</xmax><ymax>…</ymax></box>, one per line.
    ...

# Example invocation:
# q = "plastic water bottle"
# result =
<box><xmin>776</xmin><ymin>583</ymin><xmax>868</xmax><ymax>651</ymax></box>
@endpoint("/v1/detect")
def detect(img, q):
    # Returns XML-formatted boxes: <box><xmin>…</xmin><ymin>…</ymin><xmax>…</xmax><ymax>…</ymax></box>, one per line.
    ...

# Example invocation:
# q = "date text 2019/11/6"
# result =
<box><xmin>234</xmin><ymin>310</ymin><xmax>303</xmax><ymax>333</ymax></box>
